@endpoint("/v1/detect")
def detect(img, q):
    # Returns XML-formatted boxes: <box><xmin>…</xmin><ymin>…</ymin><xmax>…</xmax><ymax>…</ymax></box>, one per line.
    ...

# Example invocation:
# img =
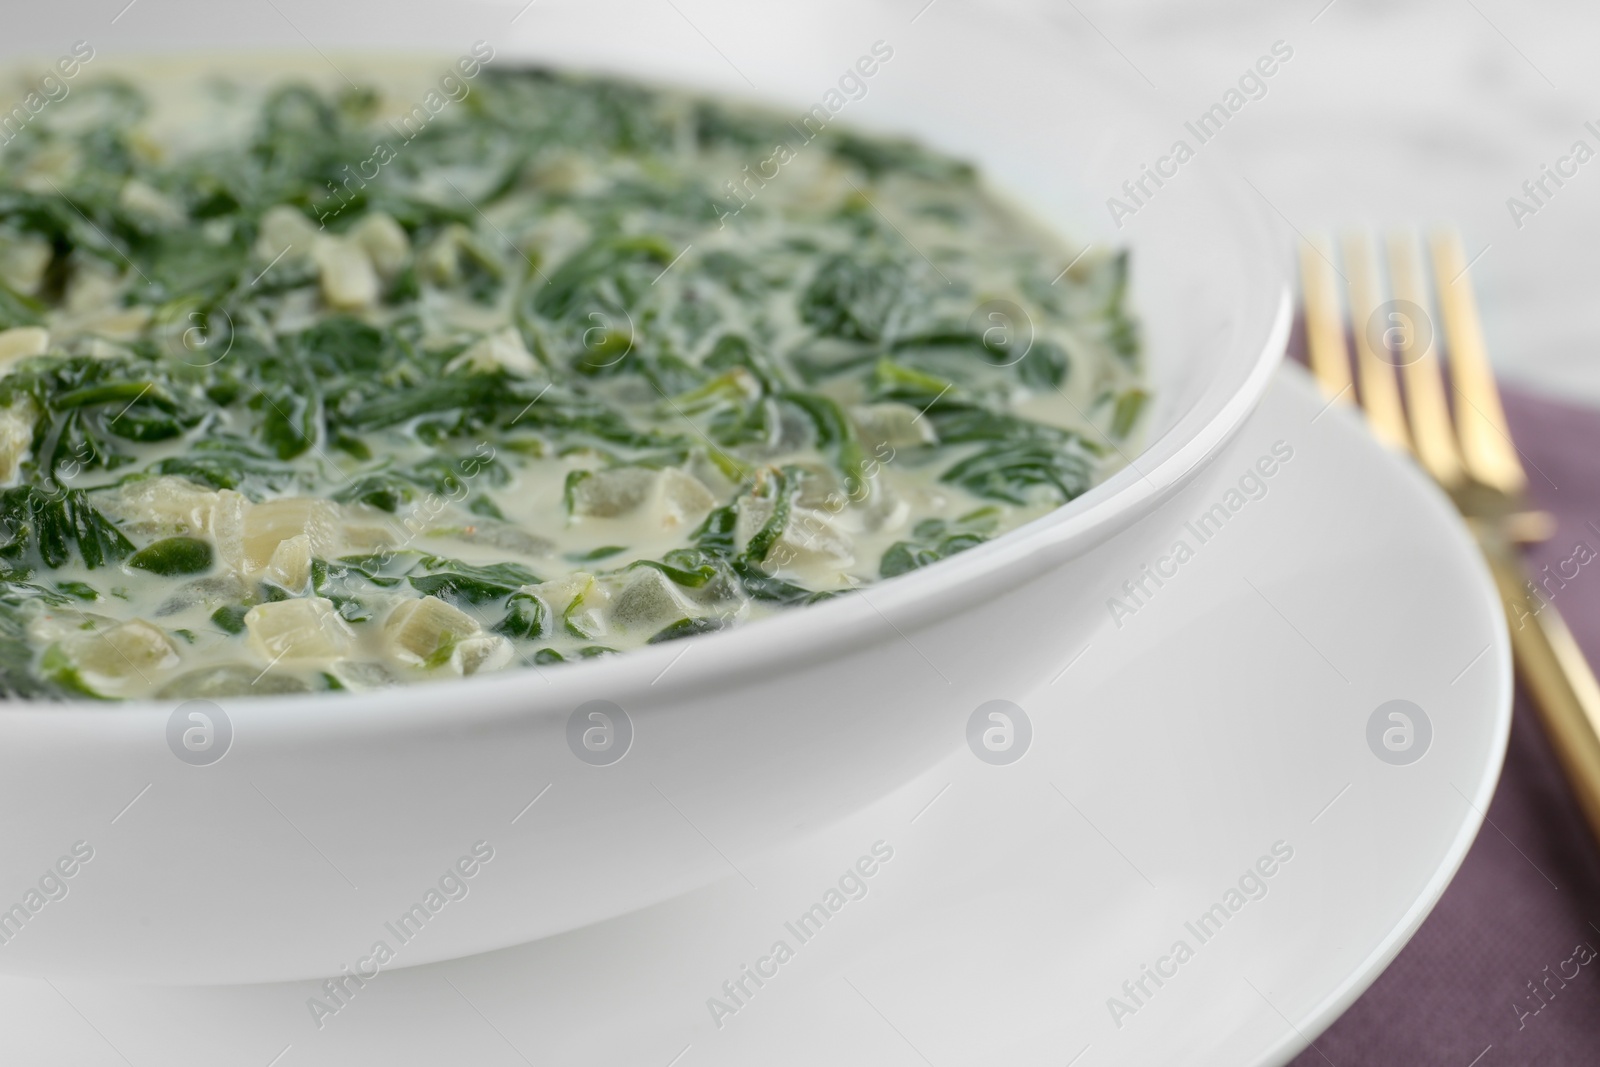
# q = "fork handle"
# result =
<box><xmin>1488</xmin><ymin>554</ymin><xmax>1600</xmax><ymax>843</ymax></box>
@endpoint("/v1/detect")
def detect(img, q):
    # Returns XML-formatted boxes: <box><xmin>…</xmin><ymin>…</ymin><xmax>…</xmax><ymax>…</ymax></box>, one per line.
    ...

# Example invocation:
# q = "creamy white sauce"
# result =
<box><xmin>0</xmin><ymin>58</ymin><xmax>1143</xmax><ymax>699</ymax></box>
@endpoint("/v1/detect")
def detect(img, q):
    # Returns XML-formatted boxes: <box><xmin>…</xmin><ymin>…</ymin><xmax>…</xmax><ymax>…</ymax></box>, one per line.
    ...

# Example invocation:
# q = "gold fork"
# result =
<box><xmin>1300</xmin><ymin>228</ymin><xmax>1600</xmax><ymax>846</ymax></box>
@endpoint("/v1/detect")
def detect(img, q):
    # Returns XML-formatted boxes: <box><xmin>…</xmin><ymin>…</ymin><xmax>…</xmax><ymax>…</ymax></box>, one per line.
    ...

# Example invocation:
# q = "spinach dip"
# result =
<box><xmin>0</xmin><ymin>56</ymin><xmax>1144</xmax><ymax>699</ymax></box>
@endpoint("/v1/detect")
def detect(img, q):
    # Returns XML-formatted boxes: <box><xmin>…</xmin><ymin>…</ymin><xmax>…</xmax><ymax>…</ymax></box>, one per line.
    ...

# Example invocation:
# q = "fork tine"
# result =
<box><xmin>1429</xmin><ymin>229</ymin><xmax>1526</xmax><ymax>495</ymax></box>
<box><xmin>1342</xmin><ymin>230</ymin><xmax>1411</xmax><ymax>452</ymax></box>
<box><xmin>1387</xmin><ymin>230</ymin><xmax>1464</xmax><ymax>488</ymax></box>
<box><xmin>1299</xmin><ymin>235</ymin><xmax>1354</xmax><ymax>404</ymax></box>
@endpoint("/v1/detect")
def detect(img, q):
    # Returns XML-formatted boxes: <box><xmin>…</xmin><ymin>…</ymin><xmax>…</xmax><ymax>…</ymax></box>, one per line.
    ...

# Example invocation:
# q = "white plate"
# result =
<box><xmin>1</xmin><ymin>366</ymin><xmax>1509</xmax><ymax>1066</ymax></box>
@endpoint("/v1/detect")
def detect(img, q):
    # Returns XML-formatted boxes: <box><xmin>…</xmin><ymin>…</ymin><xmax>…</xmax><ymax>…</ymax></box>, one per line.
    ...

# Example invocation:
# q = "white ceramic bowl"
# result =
<box><xmin>0</xmin><ymin>0</ymin><xmax>1289</xmax><ymax>982</ymax></box>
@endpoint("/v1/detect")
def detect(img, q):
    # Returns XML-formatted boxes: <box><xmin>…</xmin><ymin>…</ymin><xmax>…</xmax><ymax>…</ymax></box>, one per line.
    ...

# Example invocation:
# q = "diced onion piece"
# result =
<box><xmin>522</xmin><ymin>208</ymin><xmax>590</xmax><ymax>265</ymax></box>
<box><xmin>156</xmin><ymin>663</ymin><xmax>314</xmax><ymax>698</ymax></box>
<box><xmin>529</xmin><ymin>155</ymin><xmax>598</xmax><ymax>196</ymax></box>
<box><xmin>244</xmin><ymin>598</ymin><xmax>354</xmax><ymax>667</ymax></box>
<box><xmin>62</xmin><ymin>264</ymin><xmax>123</xmax><ymax>315</ymax></box>
<box><xmin>569</xmin><ymin>468</ymin><xmax>654</xmax><ymax>518</ymax></box>
<box><xmin>312</xmin><ymin>235</ymin><xmax>380</xmax><ymax>311</ymax></box>
<box><xmin>419</xmin><ymin>223</ymin><xmax>477</xmax><ymax>286</ymax></box>
<box><xmin>382</xmin><ymin>595</ymin><xmax>484</xmax><ymax>667</ymax></box>
<box><xmin>0</xmin><ymin>326</ymin><xmax>48</xmax><ymax>365</ymax></box>
<box><xmin>0</xmin><ymin>397</ymin><xmax>38</xmax><ymax>485</ymax></box>
<box><xmin>0</xmin><ymin>235</ymin><xmax>52</xmax><ymax>293</ymax></box>
<box><xmin>264</xmin><ymin>534</ymin><xmax>313</xmax><ymax>593</ymax></box>
<box><xmin>78</xmin><ymin>307</ymin><xmax>153</xmax><ymax>342</ymax></box>
<box><xmin>155</xmin><ymin>575</ymin><xmax>252</xmax><ymax>617</ymax></box>
<box><xmin>15</xmin><ymin>143</ymin><xmax>78</xmax><ymax>192</ymax></box>
<box><xmin>342</xmin><ymin>522</ymin><xmax>398</xmax><ymax>551</ymax></box>
<box><xmin>341</xmin><ymin>504</ymin><xmax>400</xmax><ymax>551</ymax></box>
<box><xmin>102</xmin><ymin>475</ymin><xmax>222</xmax><ymax>534</ymax></box>
<box><xmin>787</xmin><ymin>462</ymin><xmax>909</xmax><ymax>536</ymax></box>
<box><xmin>782</xmin><ymin>506</ymin><xmax>856</xmax><ymax>567</ymax></box>
<box><xmin>445</xmin><ymin>327</ymin><xmax>541</xmax><ymax>377</ymax></box>
<box><xmin>256</xmin><ymin>205</ymin><xmax>319</xmax><ymax>263</ymax></box>
<box><xmin>74</xmin><ymin>338</ymin><xmax>134</xmax><ymax>360</ymax></box>
<box><xmin>243</xmin><ymin>497</ymin><xmax>339</xmax><ymax>572</ymax></box>
<box><xmin>608</xmin><ymin>567</ymin><xmax>700</xmax><ymax>636</ymax></box>
<box><xmin>448</xmin><ymin>634</ymin><xmax>514</xmax><ymax>676</ymax></box>
<box><xmin>840</xmin><ymin>483</ymin><xmax>910</xmax><ymax>536</ymax></box>
<box><xmin>528</xmin><ymin>572</ymin><xmax>610</xmax><ymax>638</ymax></box>
<box><xmin>210</xmin><ymin>490</ymin><xmax>248</xmax><ymax>573</ymax></box>
<box><xmin>27</xmin><ymin>607</ymin><xmax>108</xmax><ymax>646</ymax></box>
<box><xmin>685</xmin><ymin>451</ymin><xmax>736</xmax><ymax>500</ymax></box>
<box><xmin>54</xmin><ymin>307</ymin><xmax>152</xmax><ymax>345</ymax></box>
<box><xmin>738</xmin><ymin>497</ymin><xmax>855</xmax><ymax>570</ymax></box>
<box><xmin>850</xmin><ymin>402</ymin><xmax>938</xmax><ymax>450</ymax></box>
<box><xmin>790</xmin><ymin>463</ymin><xmax>844</xmax><ymax>511</ymax></box>
<box><xmin>447</xmin><ymin>520</ymin><xmax>555</xmax><ymax>558</ymax></box>
<box><xmin>116</xmin><ymin>476</ymin><xmax>219</xmax><ymax>534</ymax></box>
<box><xmin>273</xmin><ymin>288</ymin><xmax>321</xmax><ymax>334</ymax></box>
<box><xmin>327</xmin><ymin>660</ymin><xmax>397</xmax><ymax>691</ymax></box>
<box><xmin>71</xmin><ymin>619</ymin><xmax>180</xmax><ymax>680</ymax></box>
<box><xmin>652</xmin><ymin>469</ymin><xmax>718</xmax><ymax>528</ymax></box>
<box><xmin>350</xmin><ymin>212</ymin><xmax>410</xmax><ymax>279</ymax></box>
<box><xmin>569</xmin><ymin>467</ymin><xmax>716</xmax><ymax>530</ymax></box>
<box><xmin>118</xmin><ymin>179</ymin><xmax>187</xmax><ymax>226</ymax></box>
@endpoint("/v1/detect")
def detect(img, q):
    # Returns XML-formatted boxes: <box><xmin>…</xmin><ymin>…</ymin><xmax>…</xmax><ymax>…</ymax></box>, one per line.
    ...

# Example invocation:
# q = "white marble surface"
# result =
<box><xmin>1060</xmin><ymin>0</ymin><xmax>1600</xmax><ymax>403</ymax></box>
<box><xmin>3</xmin><ymin>0</ymin><xmax>1593</xmax><ymax>400</ymax></box>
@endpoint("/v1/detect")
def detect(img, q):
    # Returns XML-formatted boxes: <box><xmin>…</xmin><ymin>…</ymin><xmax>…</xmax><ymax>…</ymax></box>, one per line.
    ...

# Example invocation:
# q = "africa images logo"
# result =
<box><xmin>166</xmin><ymin>700</ymin><xmax>232</xmax><ymax>766</ymax></box>
<box><xmin>567</xmin><ymin>700</ymin><xmax>633</xmax><ymax>766</ymax></box>
<box><xmin>1366</xmin><ymin>699</ymin><xmax>1431</xmax><ymax>765</ymax></box>
<box><xmin>967</xmin><ymin>700</ymin><xmax>1032</xmax><ymax>765</ymax></box>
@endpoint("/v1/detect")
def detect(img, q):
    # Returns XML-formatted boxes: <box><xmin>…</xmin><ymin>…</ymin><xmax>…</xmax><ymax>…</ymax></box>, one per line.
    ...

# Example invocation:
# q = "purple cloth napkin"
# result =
<box><xmin>1288</xmin><ymin>385</ymin><xmax>1600</xmax><ymax>1066</ymax></box>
